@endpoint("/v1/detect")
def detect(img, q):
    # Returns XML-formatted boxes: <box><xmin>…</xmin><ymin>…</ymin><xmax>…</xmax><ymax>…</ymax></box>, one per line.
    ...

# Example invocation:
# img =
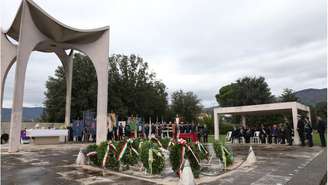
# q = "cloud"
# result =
<box><xmin>1</xmin><ymin>0</ymin><xmax>326</xmax><ymax>108</ymax></box>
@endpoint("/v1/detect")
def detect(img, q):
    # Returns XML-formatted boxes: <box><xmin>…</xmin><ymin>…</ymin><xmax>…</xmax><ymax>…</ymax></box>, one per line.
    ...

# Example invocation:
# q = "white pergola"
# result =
<box><xmin>213</xmin><ymin>102</ymin><xmax>311</xmax><ymax>145</ymax></box>
<box><xmin>1</xmin><ymin>0</ymin><xmax>110</xmax><ymax>152</ymax></box>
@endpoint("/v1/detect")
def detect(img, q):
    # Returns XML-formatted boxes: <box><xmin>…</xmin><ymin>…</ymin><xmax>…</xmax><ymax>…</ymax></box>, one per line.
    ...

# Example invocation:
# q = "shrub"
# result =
<box><xmin>169</xmin><ymin>143</ymin><xmax>201</xmax><ymax>178</ymax></box>
<box><xmin>140</xmin><ymin>140</ymin><xmax>165</xmax><ymax>174</ymax></box>
<box><xmin>213</xmin><ymin>141</ymin><xmax>234</xmax><ymax>167</ymax></box>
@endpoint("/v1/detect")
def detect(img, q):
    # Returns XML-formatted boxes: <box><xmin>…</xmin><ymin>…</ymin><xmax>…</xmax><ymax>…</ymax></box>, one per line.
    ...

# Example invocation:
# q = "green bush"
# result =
<box><xmin>219</xmin><ymin>123</ymin><xmax>234</xmax><ymax>135</ymax></box>
<box><xmin>213</xmin><ymin>141</ymin><xmax>234</xmax><ymax>167</ymax></box>
<box><xmin>140</xmin><ymin>140</ymin><xmax>165</xmax><ymax>174</ymax></box>
<box><xmin>169</xmin><ymin>143</ymin><xmax>201</xmax><ymax>178</ymax></box>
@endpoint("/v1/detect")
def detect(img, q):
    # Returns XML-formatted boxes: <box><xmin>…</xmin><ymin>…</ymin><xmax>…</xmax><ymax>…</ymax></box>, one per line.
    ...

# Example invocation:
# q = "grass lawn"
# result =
<box><xmin>207</xmin><ymin>132</ymin><xmax>326</xmax><ymax>146</ymax></box>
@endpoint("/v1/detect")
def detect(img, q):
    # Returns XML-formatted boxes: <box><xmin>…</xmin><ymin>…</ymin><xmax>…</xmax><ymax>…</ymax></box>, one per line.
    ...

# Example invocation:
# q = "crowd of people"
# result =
<box><xmin>63</xmin><ymin>113</ymin><xmax>326</xmax><ymax>147</ymax></box>
<box><xmin>106</xmin><ymin>122</ymin><xmax>209</xmax><ymax>143</ymax></box>
<box><xmin>228</xmin><ymin>115</ymin><xmax>326</xmax><ymax>147</ymax></box>
<box><xmin>230</xmin><ymin>123</ymin><xmax>294</xmax><ymax>145</ymax></box>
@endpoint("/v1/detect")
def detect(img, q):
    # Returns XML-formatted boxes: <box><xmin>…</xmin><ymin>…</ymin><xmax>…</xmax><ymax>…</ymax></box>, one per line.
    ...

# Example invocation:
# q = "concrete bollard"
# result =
<box><xmin>76</xmin><ymin>148</ymin><xmax>86</xmax><ymax>165</ymax></box>
<box><xmin>178</xmin><ymin>160</ymin><xmax>196</xmax><ymax>185</ymax></box>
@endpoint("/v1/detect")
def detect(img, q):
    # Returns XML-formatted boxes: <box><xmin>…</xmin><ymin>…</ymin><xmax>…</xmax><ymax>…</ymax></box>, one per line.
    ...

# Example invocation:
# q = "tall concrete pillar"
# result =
<box><xmin>55</xmin><ymin>49</ymin><xmax>73</xmax><ymax>127</ymax></box>
<box><xmin>214</xmin><ymin>112</ymin><xmax>220</xmax><ymax>141</ymax></box>
<box><xmin>8</xmin><ymin>1</ymin><xmax>45</xmax><ymax>152</ymax></box>
<box><xmin>292</xmin><ymin>107</ymin><xmax>300</xmax><ymax>145</ymax></box>
<box><xmin>1</xmin><ymin>32</ymin><xmax>17</xmax><ymax>109</ymax></box>
<box><xmin>64</xmin><ymin>52</ymin><xmax>73</xmax><ymax>127</ymax></box>
<box><xmin>73</xmin><ymin>30</ymin><xmax>109</xmax><ymax>144</ymax></box>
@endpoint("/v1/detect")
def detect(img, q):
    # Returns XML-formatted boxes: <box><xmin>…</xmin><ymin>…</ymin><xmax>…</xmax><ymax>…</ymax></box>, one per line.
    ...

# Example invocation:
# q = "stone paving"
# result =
<box><xmin>200</xmin><ymin>145</ymin><xmax>326</xmax><ymax>185</ymax></box>
<box><xmin>1</xmin><ymin>143</ymin><xmax>326</xmax><ymax>185</ymax></box>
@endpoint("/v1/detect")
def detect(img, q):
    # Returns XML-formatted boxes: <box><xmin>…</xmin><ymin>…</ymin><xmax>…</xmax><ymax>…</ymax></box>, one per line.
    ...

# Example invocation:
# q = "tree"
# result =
<box><xmin>43</xmin><ymin>54</ymin><xmax>97</xmax><ymax>122</ymax></box>
<box><xmin>171</xmin><ymin>90</ymin><xmax>202</xmax><ymax>122</ymax></box>
<box><xmin>315</xmin><ymin>101</ymin><xmax>327</xmax><ymax>119</ymax></box>
<box><xmin>215</xmin><ymin>76</ymin><xmax>274</xmax><ymax>107</ymax></box>
<box><xmin>42</xmin><ymin>53</ymin><xmax>168</xmax><ymax>122</ymax></box>
<box><xmin>108</xmin><ymin>54</ymin><xmax>168</xmax><ymax>119</ymax></box>
<box><xmin>279</xmin><ymin>88</ymin><xmax>299</xmax><ymax>102</ymax></box>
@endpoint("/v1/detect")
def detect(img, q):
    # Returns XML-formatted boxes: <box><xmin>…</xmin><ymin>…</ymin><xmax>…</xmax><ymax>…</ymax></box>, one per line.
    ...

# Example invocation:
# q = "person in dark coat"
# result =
<box><xmin>304</xmin><ymin>117</ymin><xmax>313</xmax><ymax>147</ymax></box>
<box><xmin>259</xmin><ymin>124</ymin><xmax>267</xmax><ymax>144</ymax></box>
<box><xmin>297</xmin><ymin>116</ymin><xmax>306</xmax><ymax>146</ymax></box>
<box><xmin>118</xmin><ymin>123</ymin><xmax>123</xmax><ymax>140</ymax></box>
<box><xmin>144</xmin><ymin>124</ymin><xmax>149</xmax><ymax>138</ymax></box>
<box><xmin>266</xmin><ymin>125</ymin><xmax>272</xmax><ymax>144</ymax></box>
<box><xmin>278</xmin><ymin>124</ymin><xmax>286</xmax><ymax>144</ymax></box>
<box><xmin>244</xmin><ymin>127</ymin><xmax>252</xmax><ymax>143</ymax></box>
<box><xmin>125</xmin><ymin>124</ymin><xmax>131</xmax><ymax>138</ymax></box>
<box><xmin>203</xmin><ymin>125</ymin><xmax>208</xmax><ymax>143</ymax></box>
<box><xmin>285</xmin><ymin>124</ymin><xmax>293</xmax><ymax>146</ymax></box>
<box><xmin>231</xmin><ymin>127</ymin><xmax>239</xmax><ymax>144</ymax></box>
<box><xmin>316</xmin><ymin>116</ymin><xmax>326</xmax><ymax>147</ymax></box>
<box><xmin>271</xmin><ymin>125</ymin><xmax>278</xmax><ymax>144</ymax></box>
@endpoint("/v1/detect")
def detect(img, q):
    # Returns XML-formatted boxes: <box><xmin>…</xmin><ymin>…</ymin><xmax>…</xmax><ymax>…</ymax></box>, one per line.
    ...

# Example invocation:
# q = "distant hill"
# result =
<box><xmin>294</xmin><ymin>88</ymin><xmax>327</xmax><ymax>106</ymax></box>
<box><xmin>1</xmin><ymin>107</ymin><xmax>44</xmax><ymax>122</ymax></box>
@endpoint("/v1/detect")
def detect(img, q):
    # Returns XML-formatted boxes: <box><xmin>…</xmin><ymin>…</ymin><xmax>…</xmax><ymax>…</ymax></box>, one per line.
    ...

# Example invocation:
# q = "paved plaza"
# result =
<box><xmin>1</xmin><ymin>143</ymin><xmax>326</xmax><ymax>185</ymax></box>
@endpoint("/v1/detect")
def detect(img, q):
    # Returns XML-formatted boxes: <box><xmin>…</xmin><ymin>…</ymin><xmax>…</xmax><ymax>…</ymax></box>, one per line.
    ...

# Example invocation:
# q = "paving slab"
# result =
<box><xmin>1</xmin><ymin>143</ymin><xmax>326</xmax><ymax>185</ymax></box>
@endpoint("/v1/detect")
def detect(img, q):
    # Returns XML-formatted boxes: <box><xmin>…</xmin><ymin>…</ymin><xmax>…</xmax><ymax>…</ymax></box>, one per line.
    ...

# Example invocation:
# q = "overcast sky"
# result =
<box><xmin>1</xmin><ymin>0</ymin><xmax>327</xmax><ymax>108</ymax></box>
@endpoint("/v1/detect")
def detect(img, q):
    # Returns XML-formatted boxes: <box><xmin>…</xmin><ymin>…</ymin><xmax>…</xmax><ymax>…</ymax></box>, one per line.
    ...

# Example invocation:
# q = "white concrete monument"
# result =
<box><xmin>1</xmin><ymin>0</ymin><xmax>110</xmax><ymax>152</ymax></box>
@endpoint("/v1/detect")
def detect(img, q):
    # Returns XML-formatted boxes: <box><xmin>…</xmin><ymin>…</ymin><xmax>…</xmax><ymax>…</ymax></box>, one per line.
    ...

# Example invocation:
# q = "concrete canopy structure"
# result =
<box><xmin>213</xmin><ymin>102</ymin><xmax>311</xmax><ymax>145</ymax></box>
<box><xmin>1</xmin><ymin>0</ymin><xmax>110</xmax><ymax>152</ymax></box>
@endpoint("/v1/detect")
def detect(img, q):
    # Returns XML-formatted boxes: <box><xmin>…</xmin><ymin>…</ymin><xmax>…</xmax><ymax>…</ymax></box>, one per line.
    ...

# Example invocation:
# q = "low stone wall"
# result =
<box><xmin>1</xmin><ymin>122</ymin><xmax>65</xmax><ymax>134</ymax></box>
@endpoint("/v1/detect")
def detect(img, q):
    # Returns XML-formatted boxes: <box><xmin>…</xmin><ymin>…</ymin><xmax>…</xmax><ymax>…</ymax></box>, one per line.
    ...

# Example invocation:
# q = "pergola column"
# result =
<box><xmin>241</xmin><ymin>115</ymin><xmax>246</xmax><ymax>128</ymax></box>
<box><xmin>292</xmin><ymin>107</ymin><xmax>300</xmax><ymax>145</ymax></box>
<box><xmin>214</xmin><ymin>112</ymin><xmax>220</xmax><ymax>140</ymax></box>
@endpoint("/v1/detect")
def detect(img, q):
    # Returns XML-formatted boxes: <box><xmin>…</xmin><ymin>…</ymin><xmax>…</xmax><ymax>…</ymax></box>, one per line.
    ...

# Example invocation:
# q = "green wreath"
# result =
<box><xmin>169</xmin><ymin>143</ymin><xmax>201</xmax><ymax>178</ymax></box>
<box><xmin>96</xmin><ymin>141</ymin><xmax>120</xmax><ymax>170</ymax></box>
<box><xmin>116</xmin><ymin>140</ymin><xmax>139</xmax><ymax>167</ymax></box>
<box><xmin>159</xmin><ymin>138</ymin><xmax>171</xmax><ymax>149</ymax></box>
<box><xmin>86</xmin><ymin>144</ymin><xmax>98</xmax><ymax>165</ymax></box>
<box><xmin>213</xmin><ymin>141</ymin><xmax>234</xmax><ymax>167</ymax></box>
<box><xmin>140</xmin><ymin>140</ymin><xmax>165</xmax><ymax>174</ymax></box>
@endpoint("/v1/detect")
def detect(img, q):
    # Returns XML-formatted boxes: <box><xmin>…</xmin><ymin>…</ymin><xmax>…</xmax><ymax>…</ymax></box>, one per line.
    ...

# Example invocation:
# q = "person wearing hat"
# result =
<box><xmin>297</xmin><ymin>115</ymin><xmax>306</xmax><ymax>146</ymax></box>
